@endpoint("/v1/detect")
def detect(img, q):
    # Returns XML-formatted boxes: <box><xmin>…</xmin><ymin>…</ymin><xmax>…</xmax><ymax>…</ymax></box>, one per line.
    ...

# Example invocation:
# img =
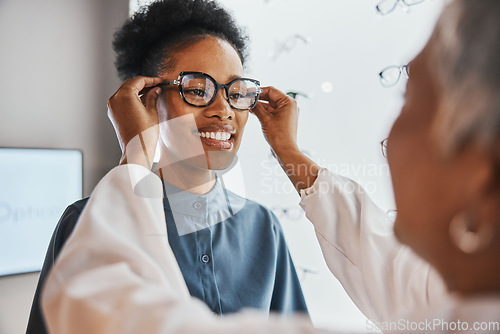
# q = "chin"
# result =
<box><xmin>205</xmin><ymin>151</ymin><xmax>238</xmax><ymax>171</ymax></box>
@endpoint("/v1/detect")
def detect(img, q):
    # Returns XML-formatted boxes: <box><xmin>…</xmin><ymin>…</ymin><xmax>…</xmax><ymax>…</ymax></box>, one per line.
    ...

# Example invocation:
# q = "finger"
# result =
<box><xmin>258</xmin><ymin>86</ymin><xmax>290</xmax><ymax>108</ymax></box>
<box><xmin>250</xmin><ymin>104</ymin><xmax>264</xmax><ymax>120</ymax></box>
<box><xmin>139</xmin><ymin>86</ymin><xmax>154</xmax><ymax>99</ymax></box>
<box><xmin>122</xmin><ymin>76</ymin><xmax>164</xmax><ymax>95</ymax></box>
<box><xmin>251</xmin><ymin>102</ymin><xmax>274</xmax><ymax>123</ymax></box>
<box><xmin>257</xmin><ymin>87</ymin><xmax>277</xmax><ymax>108</ymax></box>
<box><xmin>140</xmin><ymin>86</ymin><xmax>156</xmax><ymax>104</ymax></box>
<box><xmin>252</xmin><ymin>100</ymin><xmax>273</xmax><ymax>117</ymax></box>
<box><xmin>139</xmin><ymin>84</ymin><xmax>161</xmax><ymax>97</ymax></box>
<box><xmin>145</xmin><ymin>87</ymin><xmax>162</xmax><ymax>112</ymax></box>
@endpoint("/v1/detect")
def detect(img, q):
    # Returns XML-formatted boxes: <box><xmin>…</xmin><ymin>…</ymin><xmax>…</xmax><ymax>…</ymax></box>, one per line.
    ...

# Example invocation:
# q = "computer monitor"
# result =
<box><xmin>0</xmin><ymin>148</ymin><xmax>83</xmax><ymax>276</ymax></box>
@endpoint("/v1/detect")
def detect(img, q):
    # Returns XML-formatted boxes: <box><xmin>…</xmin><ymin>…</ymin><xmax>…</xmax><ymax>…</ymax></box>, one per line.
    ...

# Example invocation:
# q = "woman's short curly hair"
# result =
<box><xmin>112</xmin><ymin>0</ymin><xmax>248</xmax><ymax>81</ymax></box>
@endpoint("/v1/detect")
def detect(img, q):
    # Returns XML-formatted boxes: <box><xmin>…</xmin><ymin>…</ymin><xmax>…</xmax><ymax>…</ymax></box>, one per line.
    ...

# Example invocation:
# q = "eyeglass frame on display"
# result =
<box><xmin>376</xmin><ymin>0</ymin><xmax>426</xmax><ymax>16</ymax></box>
<box><xmin>379</xmin><ymin>64</ymin><xmax>410</xmax><ymax>88</ymax></box>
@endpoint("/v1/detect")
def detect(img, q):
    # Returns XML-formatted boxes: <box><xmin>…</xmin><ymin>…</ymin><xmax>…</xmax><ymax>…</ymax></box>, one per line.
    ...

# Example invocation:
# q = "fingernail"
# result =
<box><xmin>155</xmin><ymin>87</ymin><xmax>161</xmax><ymax>95</ymax></box>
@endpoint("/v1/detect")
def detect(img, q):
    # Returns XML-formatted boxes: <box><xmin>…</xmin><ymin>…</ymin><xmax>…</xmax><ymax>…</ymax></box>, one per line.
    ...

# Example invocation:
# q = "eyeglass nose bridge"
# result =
<box><xmin>210</xmin><ymin>81</ymin><xmax>232</xmax><ymax>107</ymax></box>
<box><xmin>193</xmin><ymin>80</ymin><xmax>236</xmax><ymax>113</ymax></box>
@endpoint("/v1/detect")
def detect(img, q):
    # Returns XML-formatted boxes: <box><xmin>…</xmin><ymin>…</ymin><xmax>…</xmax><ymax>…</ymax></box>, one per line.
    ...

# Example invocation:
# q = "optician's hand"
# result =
<box><xmin>252</xmin><ymin>86</ymin><xmax>300</xmax><ymax>155</ymax></box>
<box><xmin>107</xmin><ymin>76</ymin><xmax>163</xmax><ymax>168</ymax></box>
<box><xmin>252</xmin><ymin>86</ymin><xmax>321</xmax><ymax>192</ymax></box>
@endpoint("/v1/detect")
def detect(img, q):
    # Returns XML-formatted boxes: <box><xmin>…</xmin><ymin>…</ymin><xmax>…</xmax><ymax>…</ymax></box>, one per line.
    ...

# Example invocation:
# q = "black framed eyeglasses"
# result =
<box><xmin>161</xmin><ymin>71</ymin><xmax>262</xmax><ymax>111</ymax></box>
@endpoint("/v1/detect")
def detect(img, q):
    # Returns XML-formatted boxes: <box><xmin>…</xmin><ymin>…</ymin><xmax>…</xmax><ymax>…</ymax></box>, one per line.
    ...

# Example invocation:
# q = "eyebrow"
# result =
<box><xmin>226</xmin><ymin>74</ymin><xmax>243</xmax><ymax>82</ymax></box>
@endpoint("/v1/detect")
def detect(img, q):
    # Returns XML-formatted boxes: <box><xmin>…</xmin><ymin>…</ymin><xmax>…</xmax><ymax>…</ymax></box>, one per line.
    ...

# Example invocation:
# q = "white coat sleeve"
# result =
<box><xmin>41</xmin><ymin>165</ymin><xmax>328</xmax><ymax>334</ymax></box>
<box><xmin>299</xmin><ymin>168</ymin><xmax>447</xmax><ymax>323</ymax></box>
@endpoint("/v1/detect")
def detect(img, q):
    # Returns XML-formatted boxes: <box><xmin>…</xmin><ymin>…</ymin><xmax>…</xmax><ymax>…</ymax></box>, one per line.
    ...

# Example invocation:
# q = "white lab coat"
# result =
<box><xmin>41</xmin><ymin>165</ymin><xmax>500</xmax><ymax>333</ymax></box>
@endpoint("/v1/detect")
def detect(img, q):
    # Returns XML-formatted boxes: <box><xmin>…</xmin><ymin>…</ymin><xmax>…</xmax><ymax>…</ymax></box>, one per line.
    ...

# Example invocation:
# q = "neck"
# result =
<box><xmin>155</xmin><ymin>151</ymin><xmax>216</xmax><ymax>195</ymax></box>
<box><xmin>443</xmin><ymin>249</ymin><xmax>500</xmax><ymax>296</ymax></box>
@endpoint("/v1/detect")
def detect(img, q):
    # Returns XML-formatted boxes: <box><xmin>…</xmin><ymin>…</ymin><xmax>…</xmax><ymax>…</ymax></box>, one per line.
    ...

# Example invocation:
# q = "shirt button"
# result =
<box><xmin>193</xmin><ymin>202</ymin><xmax>202</xmax><ymax>210</ymax></box>
<box><xmin>201</xmin><ymin>254</ymin><xmax>210</xmax><ymax>263</ymax></box>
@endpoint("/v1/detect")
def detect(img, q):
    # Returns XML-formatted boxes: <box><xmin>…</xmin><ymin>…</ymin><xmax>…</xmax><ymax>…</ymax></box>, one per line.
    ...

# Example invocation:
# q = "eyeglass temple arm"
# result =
<box><xmin>159</xmin><ymin>80</ymin><xmax>180</xmax><ymax>86</ymax></box>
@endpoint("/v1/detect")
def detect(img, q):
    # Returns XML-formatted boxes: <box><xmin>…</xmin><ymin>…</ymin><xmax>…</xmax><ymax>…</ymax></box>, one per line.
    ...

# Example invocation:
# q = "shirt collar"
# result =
<box><xmin>162</xmin><ymin>177</ymin><xmax>230</xmax><ymax>219</ymax></box>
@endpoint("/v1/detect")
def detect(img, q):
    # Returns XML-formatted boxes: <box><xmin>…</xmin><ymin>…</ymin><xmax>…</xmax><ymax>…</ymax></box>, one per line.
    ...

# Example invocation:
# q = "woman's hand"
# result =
<box><xmin>252</xmin><ymin>86</ymin><xmax>300</xmax><ymax>156</ymax></box>
<box><xmin>107</xmin><ymin>76</ymin><xmax>163</xmax><ymax>168</ymax></box>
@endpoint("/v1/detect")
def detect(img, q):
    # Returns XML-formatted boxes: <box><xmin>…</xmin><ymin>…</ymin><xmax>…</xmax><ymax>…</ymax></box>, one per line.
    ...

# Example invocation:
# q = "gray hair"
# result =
<box><xmin>430</xmin><ymin>0</ymin><xmax>500</xmax><ymax>159</ymax></box>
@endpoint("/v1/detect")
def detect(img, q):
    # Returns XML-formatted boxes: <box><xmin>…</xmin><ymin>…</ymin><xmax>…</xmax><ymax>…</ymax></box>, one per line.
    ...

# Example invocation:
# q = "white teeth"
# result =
<box><xmin>197</xmin><ymin>131</ymin><xmax>232</xmax><ymax>141</ymax></box>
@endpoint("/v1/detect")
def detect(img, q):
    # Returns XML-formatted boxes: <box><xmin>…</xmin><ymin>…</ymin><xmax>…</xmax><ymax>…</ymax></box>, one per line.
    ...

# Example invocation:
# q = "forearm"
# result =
<box><xmin>272</xmin><ymin>146</ymin><xmax>321</xmax><ymax>193</ymax></box>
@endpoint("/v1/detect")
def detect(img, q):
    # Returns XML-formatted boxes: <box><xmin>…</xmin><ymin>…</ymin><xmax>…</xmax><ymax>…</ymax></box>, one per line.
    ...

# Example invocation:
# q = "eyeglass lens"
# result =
<box><xmin>181</xmin><ymin>73</ymin><xmax>215</xmax><ymax>106</ymax></box>
<box><xmin>180</xmin><ymin>73</ymin><xmax>260</xmax><ymax>110</ymax></box>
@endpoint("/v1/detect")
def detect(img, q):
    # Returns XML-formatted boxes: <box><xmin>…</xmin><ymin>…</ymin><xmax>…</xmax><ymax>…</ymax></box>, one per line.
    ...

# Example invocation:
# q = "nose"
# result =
<box><xmin>204</xmin><ymin>88</ymin><xmax>235</xmax><ymax>120</ymax></box>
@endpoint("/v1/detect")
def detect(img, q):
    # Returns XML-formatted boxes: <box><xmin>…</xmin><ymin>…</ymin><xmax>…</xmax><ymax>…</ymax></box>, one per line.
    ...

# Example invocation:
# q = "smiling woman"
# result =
<box><xmin>155</xmin><ymin>36</ymin><xmax>253</xmax><ymax>173</ymax></box>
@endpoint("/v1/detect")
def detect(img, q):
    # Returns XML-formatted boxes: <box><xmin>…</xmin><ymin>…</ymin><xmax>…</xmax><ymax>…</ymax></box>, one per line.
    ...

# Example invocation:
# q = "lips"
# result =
<box><xmin>195</xmin><ymin>124</ymin><xmax>236</xmax><ymax>150</ymax></box>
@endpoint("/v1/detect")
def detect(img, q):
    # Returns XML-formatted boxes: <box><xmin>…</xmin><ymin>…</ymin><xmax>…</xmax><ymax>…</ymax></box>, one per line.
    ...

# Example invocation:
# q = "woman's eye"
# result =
<box><xmin>229</xmin><ymin>93</ymin><xmax>245</xmax><ymax>100</ymax></box>
<box><xmin>185</xmin><ymin>89</ymin><xmax>206</xmax><ymax>97</ymax></box>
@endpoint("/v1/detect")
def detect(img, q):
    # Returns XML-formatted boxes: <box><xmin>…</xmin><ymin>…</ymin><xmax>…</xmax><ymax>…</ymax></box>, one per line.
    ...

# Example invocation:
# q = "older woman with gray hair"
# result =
<box><xmin>254</xmin><ymin>0</ymin><xmax>500</xmax><ymax>331</ymax></box>
<box><xmin>42</xmin><ymin>0</ymin><xmax>499</xmax><ymax>333</ymax></box>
